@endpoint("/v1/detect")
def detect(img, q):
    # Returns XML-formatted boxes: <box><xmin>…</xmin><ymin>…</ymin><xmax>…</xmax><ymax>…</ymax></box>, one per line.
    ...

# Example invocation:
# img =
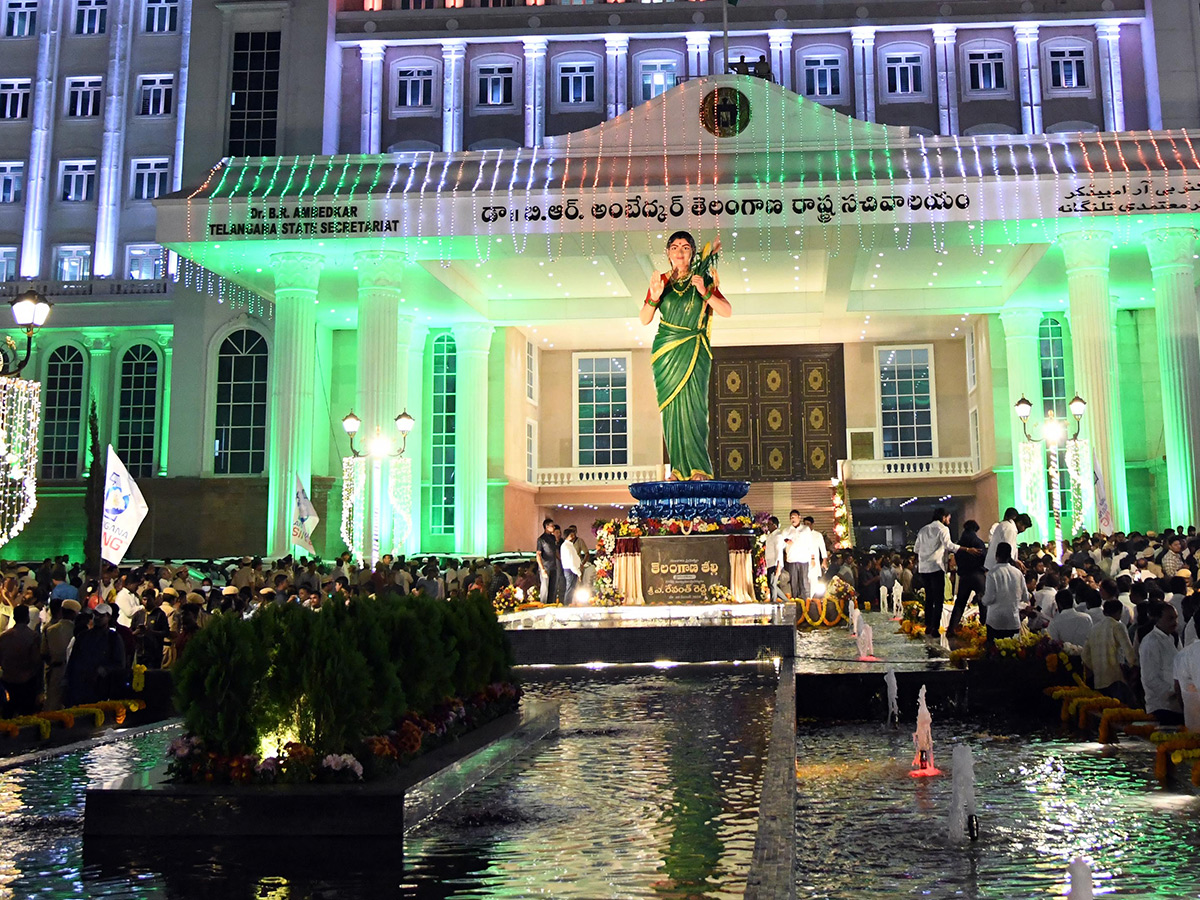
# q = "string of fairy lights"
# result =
<box><xmin>0</xmin><ymin>377</ymin><xmax>41</xmax><ymax>548</ymax></box>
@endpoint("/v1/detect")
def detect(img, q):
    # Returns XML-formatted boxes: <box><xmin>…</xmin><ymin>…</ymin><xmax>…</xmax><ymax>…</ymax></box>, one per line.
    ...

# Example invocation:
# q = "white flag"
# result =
<box><xmin>291</xmin><ymin>476</ymin><xmax>319</xmax><ymax>555</ymax></box>
<box><xmin>101</xmin><ymin>445</ymin><xmax>149</xmax><ymax>566</ymax></box>
<box><xmin>1093</xmin><ymin>459</ymin><xmax>1114</xmax><ymax>537</ymax></box>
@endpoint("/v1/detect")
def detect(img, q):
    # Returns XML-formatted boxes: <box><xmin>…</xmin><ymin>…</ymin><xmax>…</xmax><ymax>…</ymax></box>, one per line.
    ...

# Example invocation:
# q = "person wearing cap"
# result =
<box><xmin>41</xmin><ymin>598</ymin><xmax>79</xmax><ymax>710</ymax></box>
<box><xmin>0</xmin><ymin>604</ymin><xmax>42</xmax><ymax>716</ymax></box>
<box><xmin>64</xmin><ymin>603</ymin><xmax>125</xmax><ymax>704</ymax></box>
<box><xmin>137</xmin><ymin>589</ymin><xmax>168</xmax><ymax>669</ymax></box>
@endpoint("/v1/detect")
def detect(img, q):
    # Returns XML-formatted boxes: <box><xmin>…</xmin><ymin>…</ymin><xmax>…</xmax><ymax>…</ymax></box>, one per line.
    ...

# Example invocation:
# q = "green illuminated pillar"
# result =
<box><xmin>1145</xmin><ymin>227</ymin><xmax>1200</xmax><ymax>526</ymax></box>
<box><xmin>266</xmin><ymin>252</ymin><xmax>323</xmax><ymax>557</ymax></box>
<box><xmin>452</xmin><ymin>322</ymin><xmax>494</xmax><ymax>557</ymax></box>
<box><xmin>1059</xmin><ymin>230</ymin><xmax>1128</xmax><ymax>532</ymax></box>
<box><xmin>156</xmin><ymin>337</ymin><xmax>172</xmax><ymax>476</ymax></box>
<box><xmin>999</xmin><ymin>306</ymin><xmax>1050</xmax><ymax>540</ymax></box>
<box><xmin>403</xmin><ymin>323</ymin><xmax>427</xmax><ymax>557</ymax></box>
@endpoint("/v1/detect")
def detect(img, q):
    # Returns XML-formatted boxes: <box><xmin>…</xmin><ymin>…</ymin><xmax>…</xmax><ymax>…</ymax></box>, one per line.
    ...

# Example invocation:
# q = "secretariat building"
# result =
<box><xmin>1</xmin><ymin>0</ymin><xmax>1199</xmax><ymax>560</ymax></box>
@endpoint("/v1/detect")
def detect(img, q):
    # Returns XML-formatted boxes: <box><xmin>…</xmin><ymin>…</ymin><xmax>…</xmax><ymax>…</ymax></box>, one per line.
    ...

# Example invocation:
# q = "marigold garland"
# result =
<box><xmin>1071</xmin><ymin>696</ymin><xmax>1123</xmax><ymax>727</ymax></box>
<box><xmin>1097</xmin><ymin>708</ymin><xmax>1149</xmax><ymax>743</ymax></box>
<box><xmin>131</xmin><ymin>664</ymin><xmax>147</xmax><ymax>693</ymax></box>
<box><xmin>1154</xmin><ymin>734</ymin><xmax>1200</xmax><ymax>780</ymax></box>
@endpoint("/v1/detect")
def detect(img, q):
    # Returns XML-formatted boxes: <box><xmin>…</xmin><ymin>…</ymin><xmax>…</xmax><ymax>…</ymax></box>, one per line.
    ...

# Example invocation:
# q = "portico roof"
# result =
<box><xmin>158</xmin><ymin>75</ymin><xmax>1200</xmax><ymax>346</ymax></box>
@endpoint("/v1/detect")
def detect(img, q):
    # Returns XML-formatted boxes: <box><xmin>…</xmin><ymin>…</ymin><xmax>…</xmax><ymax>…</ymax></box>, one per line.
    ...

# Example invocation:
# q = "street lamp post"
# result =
<box><xmin>4</xmin><ymin>289</ymin><xmax>53</xmax><ymax>376</ymax></box>
<box><xmin>341</xmin><ymin>410</ymin><xmax>416</xmax><ymax>567</ymax></box>
<box><xmin>1015</xmin><ymin>394</ymin><xmax>1086</xmax><ymax>563</ymax></box>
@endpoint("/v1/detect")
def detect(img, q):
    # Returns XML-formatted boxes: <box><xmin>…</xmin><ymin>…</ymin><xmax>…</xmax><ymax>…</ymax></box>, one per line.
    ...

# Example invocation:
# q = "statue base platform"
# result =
<box><xmin>628</xmin><ymin>480</ymin><xmax>751</xmax><ymax>521</ymax></box>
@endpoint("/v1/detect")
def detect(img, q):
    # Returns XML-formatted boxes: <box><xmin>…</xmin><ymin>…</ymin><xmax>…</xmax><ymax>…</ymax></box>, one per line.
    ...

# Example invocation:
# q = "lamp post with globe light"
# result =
<box><xmin>3</xmin><ymin>289</ymin><xmax>53</xmax><ymax>376</ymax></box>
<box><xmin>1015</xmin><ymin>394</ymin><xmax>1086</xmax><ymax>563</ymax></box>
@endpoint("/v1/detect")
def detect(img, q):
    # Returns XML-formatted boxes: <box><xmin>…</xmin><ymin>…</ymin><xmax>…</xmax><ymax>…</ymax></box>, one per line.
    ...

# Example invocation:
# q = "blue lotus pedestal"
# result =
<box><xmin>628</xmin><ymin>480</ymin><xmax>751</xmax><ymax>521</ymax></box>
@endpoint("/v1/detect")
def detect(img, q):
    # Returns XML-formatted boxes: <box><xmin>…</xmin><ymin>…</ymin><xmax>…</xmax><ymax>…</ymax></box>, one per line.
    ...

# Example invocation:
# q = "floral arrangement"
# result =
<box><xmin>707</xmin><ymin>583</ymin><xmax>733</xmax><ymax>604</ymax></box>
<box><xmin>1154</xmin><ymin>733</ymin><xmax>1200</xmax><ymax>780</ymax></box>
<box><xmin>492</xmin><ymin>584</ymin><xmax>525</xmax><ymax>616</ymax></box>
<box><xmin>132</xmin><ymin>664</ymin><xmax>147</xmax><ymax>693</ymax></box>
<box><xmin>321</xmin><ymin>753</ymin><xmax>364</xmax><ymax>782</ymax></box>
<box><xmin>831</xmin><ymin>478</ymin><xmax>854</xmax><ymax>549</ymax></box>
<box><xmin>593</xmin><ymin>515</ymin><xmax>754</xmax><ymax>554</ymax></box>
<box><xmin>592</xmin><ymin>577</ymin><xmax>626</xmax><ymax>607</ymax></box>
<box><xmin>1097</xmin><ymin>707</ymin><xmax>1150</xmax><ymax>743</ymax></box>
<box><xmin>0</xmin><ymin>699</ymin><xmax>146</xmax><ymax>743</ymax></box>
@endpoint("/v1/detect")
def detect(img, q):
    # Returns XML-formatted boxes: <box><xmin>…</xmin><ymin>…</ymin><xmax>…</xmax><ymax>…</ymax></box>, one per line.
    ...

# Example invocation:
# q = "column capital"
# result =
<box><xmin>684</xmin><ymin>32</ymin><xmax>709</xmax><ymax>52</ymax></box>
<box><xmin>1144</xmin><ymin>227</ymin><xmax>1199</xmax><ymax>270</ymax></box>
<box><xmin>1095</xmin><ymin>21</ymin><xmax>1121</xmax><ymax>43</ymax></box>
<box><xmin>1058</xmin><ymin>230</ymin><xmax>1113</xmax><ymax>274</ymax></box>
<box><xmin>998</xmin><ymin>305</ymin><xmax>1045</xmax><ymax>337</ymax></box>
<box><xmin>270</xmin><ymin>252</ymin><xmax>324</xmax><ymax>291</ymax></box>
<box><xmin>1014</xmin><ymin>23</ymin><xmax>1039</xmax><ymax>43</ymax></box>
<box><xmin>523</xmin><ymin>36</ymin><xmax>548</xmax><ymax>58</ymax></box>
<box><xmin>607</xmin><ymin>33</ymin><xmax>631</xmax><ymax>53</ymax></box>
<box><xmin>359</xmin><ymin>40</ymin><xmax>386</xmax><ymax>63</ymax></box>
<box><xmin>767</xmin><ymin>28</ymin><xmax>791</xmax><ymax>50</ymax></box>
<box><xmin>353</xmin><ymin>249</ymin><xmax>410</xmax><ymax>289</ymax></box>
<box><xmin>451</xmin><ymin>321</ymin><xmax>495</xmax><ymax>354</ymax></box>
<box><xmin>441</xmin><ymin>38</ymin><xmax>466</xmax><ymax>59</ymax></box>
<box><xmin>851</xmin><ymin>26</ymin><xmax>876</xmax><ymax>46</ymax></box>
<box><xmin>932</xmin><ymin>24</ymin><xmax>956</xmax><ymax>44</ymax></box>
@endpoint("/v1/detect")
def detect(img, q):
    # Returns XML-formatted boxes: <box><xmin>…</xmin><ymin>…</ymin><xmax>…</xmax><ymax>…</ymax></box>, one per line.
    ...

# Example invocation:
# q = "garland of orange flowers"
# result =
<box><xmin>131</xmin><ymin>664</ymin><xmax>147</xmax><ymax>693</ymax></box>
<box><xmin>1097</xmin><ymin>708</ymin><xmax>1149</xmax><ymax>743</ymax></box>
<box><xmin>1046</xmin><ymin>685</ymin><xmax>1100</xmax><ymax>722</ymax></box>
<box><xmin>1191</xmin><ymin>759</ymin><xmax>1200</xmax><ymax>787</ymax></box>
<box><xmin>1124</xmin><ymin>722</ymin><xmax>1159</xmax><ymax>738</ymax></box>
<box><xmin>35</xmin><ymin>710</ymin><xmax>75</xmax><ymax>729</ymax></box>
<box><xmin>797</xmin><ymin>597</ymin><xmax>845</xmax><ymax>628</ymax></box>
<box><xmin>1155</xmin><ymin>734</ymin><xmax>1200</xmax><ymax>780</ymax></box>
<box><xmin>1072</xmin><ymin>696</ymin><xmax>1124</xmax><ymax>728</ymax></box>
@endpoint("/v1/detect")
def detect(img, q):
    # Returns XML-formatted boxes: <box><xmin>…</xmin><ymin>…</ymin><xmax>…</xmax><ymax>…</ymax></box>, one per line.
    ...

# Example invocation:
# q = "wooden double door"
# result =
<box><xmin>709</xmin><ymin>345</ymin><xmax>845</xmax><ymax>482</ymax></box>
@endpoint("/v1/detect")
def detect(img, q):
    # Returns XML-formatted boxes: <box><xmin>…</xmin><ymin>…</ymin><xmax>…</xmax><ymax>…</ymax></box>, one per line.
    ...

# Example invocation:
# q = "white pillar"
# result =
<box><xmin>609</xmin><ymin>34</ymin><xmax>628</xmax><ymax>118</ymax></box>
<box><xmin>359</xmin><ymin>41</ymin><xmax>386</xmax><ymax>155</ymax></box>
<box><xmin>452</xmin><ymin>322</ymin><xmax>494</xmax><ymax>557</ymax></box>
<box><xmin>1096</xmin><ymin>22</ymin><xmax>1126</xmax><ymax>132</ymax></box>
<box><xmin>851</xmin><ymin>27</ymin><xmax>876</xmax><ymax>122</ymax></box>
<box><xmin>1059</xmin><ymin>230</ymin><xmax>1127</xmax><ymax>531</ymax></box>
<box><xmin>999</xmin><ymin>307</ymin><xmax>1050</xmax><ymax>540</ymax></box>
<box><xmin>354</xmin><ymin>249</ymin><xmax>409</xmax><ymax>558</ymax></box>
<box><xmin>523</xmin><ymin>36</ymin><xmax>547</xmax><ymax>148</ymax></box>
<box><xmin>88</xmin><ymin>337</ymin><xmax>113</xmax><ymax>446</ymax></box>
<box><xmin>403</xmin><ymin>323</ymin><xmax>427</xmax><ymax>557</ymax></box>
<box><xmin>1015</xmin><ymin>25</ymin><xmax>1043</xmax><ymax>136</ymax></box>
<box><xmin>171</xmin><ymin>0</ymin><xmax>193</xmax><ymax>189</ymax></box>
<box><xmin>93</xmin><ymin>0</ymin><xmax>132</xmax><ymax>278</ymax></box>
<box><xmin>1145</xmin><ymin>227</ymin><xmax>1200</xmax><ymax>525</ymax></box>
<box><xmin>685</xmin><ymin>32</ymin><xmax>709</xmax><ymax>80</ymax></box>
<box><xmin>441</xmin><ymin>39</ymin><xmax>465</xmax><ymax>152</ymax></box>
<box><xmin>267</xmin><ymin>252</ymin><xmax>323</xmax><ymax>556</ymax></box>
<box><xmin>933</xmin><ymin>25</ymin><xmax>959</xmax><ymax>136</ymax></box>
<box><xmin>768</xmin><ymin>29</ymin><xmax>792</xmax><ymax>91</ymax></box>
<box><xmin>21</xmin><ymin>0</ymin><xmax>62</xmax><ymax>278</ymax></box>
<box><xmin>157</xmin><ymin>338</ymin><xmax>173</xmax><ymax>476</ymax></box>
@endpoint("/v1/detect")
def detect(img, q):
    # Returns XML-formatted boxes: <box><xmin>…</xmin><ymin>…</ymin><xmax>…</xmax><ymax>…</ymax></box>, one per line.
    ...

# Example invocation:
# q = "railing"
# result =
<box><xmin>0</xmin><ymin>279</ymin><xmax>170</xmax><ymax>299</ymax></box>
<box><xmin>536</xmin><ymin>465</ymin><xmax>662</xmax><ymax>487</ymax></box>
<box><xmin>843</xmin><ymin>456</ymin><xmax>979</xmax><ymax>480</ymax></box>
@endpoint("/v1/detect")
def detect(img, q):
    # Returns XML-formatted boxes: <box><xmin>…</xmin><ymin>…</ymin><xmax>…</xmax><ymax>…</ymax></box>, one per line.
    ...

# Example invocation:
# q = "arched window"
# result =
<box><xmin>430</xmin><ymin>333</ymin><xmax>456</xmax><ymax>535</ymax></box>
<box><xmin>1039</xmin><ymin>317</ymin><xmax>1072</xmax><ymax>522</ymax></box>
<box><xmin>214</xmin><ymin>329</ymin><xmax>268</xmax><ymax>475</ymax></box>
<box><xmin>116</xmin><ymin>343</ymin><xmax>159</xmax><ymax>478</ymax></box>
<box><xmin>42</xmin><ymin>345</ymin><xmax>86</xmax><ymax>479</ymax></box>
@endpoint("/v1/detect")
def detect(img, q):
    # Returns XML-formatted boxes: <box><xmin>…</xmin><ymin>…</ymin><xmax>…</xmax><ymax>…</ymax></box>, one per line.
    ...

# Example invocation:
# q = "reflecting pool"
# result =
<box><xmin>795</xmin><ymin>721</ymin><xmax>1200</xmax><ymax>898</ymax></box>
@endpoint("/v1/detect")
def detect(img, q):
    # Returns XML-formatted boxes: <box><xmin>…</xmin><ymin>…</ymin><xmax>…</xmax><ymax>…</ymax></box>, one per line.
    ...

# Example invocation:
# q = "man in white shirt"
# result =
<box><xmin>764</xmin><ymin>517</ymin><xmax>786</xmax><ymax>602</ymax></box>
<box><xmin>799</xmin><ymin>516</ymin><xmax>828</xmax><ymax>596</ymax></box>
<box><xmin>560</xmin><ymin>525</ymin><xmax>583</xmax><ymax>606</ymax></box>
<box><xmin>1030</xmin><ymin>575</ymin><xmax>1060</xmax><ymax>631</ymax></box>
<box><xmin>1082</xmin><ymin>599</ymin><xmax>1137</xmax><ymax>705</ymax></box>
<box><xmin>980</xmin><ymin>542</ymin><xmax>1027</xmax><ymax>640</ymax></box>
<box><xmin>113</xmin><ymin>577</ymin><xmax>143</xmax><ymax>629</ymax></box>
<box><xmin>1141</xmin><ymin>603</ymin><xmax>1183</xmax><ymax>723</ymax></box>
<box><xmin>779</xmin><ymin>510</ymin><xmax>811</xmax><ymax>600</ymax></box>
<box><xmin>1048</xmin><ymin>592</ymin><xmax>1094</xmax><ymax>648</ymax></box>
<box><xmin>914</xmin><ymin>508</ymin><xmax>974</xmax><ymax>635</ymax></box>
<box><xmin>983</xmin><ymin>509</ymin><xmax>1031</xmax><ymax>572</ymax></box>
<box><xmin>1173</xmin><ymin>634</ymin><xmax>1200</xmax><ymax>732</ymax></box>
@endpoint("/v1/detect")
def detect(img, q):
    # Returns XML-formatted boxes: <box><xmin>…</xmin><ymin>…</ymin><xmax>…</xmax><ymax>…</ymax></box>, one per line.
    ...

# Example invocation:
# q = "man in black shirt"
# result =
<box><xmin>536</xmin><ymin>518</ymin><xmax>558</xmax><ymax>605</ymax></box>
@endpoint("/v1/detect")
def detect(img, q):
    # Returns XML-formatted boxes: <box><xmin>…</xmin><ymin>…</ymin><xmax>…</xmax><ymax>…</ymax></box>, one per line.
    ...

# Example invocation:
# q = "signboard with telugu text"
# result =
<box><xmin>640</xmin><ymin>535</ymin><xmax>729</xmax><ymax>605</ymax></box>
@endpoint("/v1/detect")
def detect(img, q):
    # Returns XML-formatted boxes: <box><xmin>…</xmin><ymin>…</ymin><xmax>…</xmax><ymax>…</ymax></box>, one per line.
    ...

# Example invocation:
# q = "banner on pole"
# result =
<box><xmin>101</xmin><ymin>446</ymin><xmax>149</xmax><ymax>566</ymax></box>
<box><xmin>292</xmin><ymin>475</ymin><xmax>319</xmax><ymax>555</ymax></box>
<box><xmin>1093</xmin><ymin>457</ymin><xmax>1114</xmax><ymax>536</ymax></box>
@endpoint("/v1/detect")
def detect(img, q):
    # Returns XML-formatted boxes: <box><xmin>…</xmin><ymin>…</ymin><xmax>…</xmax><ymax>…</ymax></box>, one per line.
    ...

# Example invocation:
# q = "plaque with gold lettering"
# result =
<box><xmin>640</xmin><ymin>535</ymin><xmax>730</xmax><ymax>605</ymax></box>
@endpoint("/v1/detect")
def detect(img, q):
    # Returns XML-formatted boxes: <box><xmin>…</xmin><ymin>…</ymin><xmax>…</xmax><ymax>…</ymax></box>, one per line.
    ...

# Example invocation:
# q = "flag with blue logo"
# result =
<box><xmin>101</xmin><ymin>446</ymin><xmax>149</xmax><ymax>566</ymax></box>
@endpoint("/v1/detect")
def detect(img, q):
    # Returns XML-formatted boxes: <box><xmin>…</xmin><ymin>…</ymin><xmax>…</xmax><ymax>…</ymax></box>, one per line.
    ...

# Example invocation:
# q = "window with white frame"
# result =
<box><xmin>965</xmin><ymin>327</ymin><xmax>976</xmax><ymax>393</ymax></box>
<box><xmin>214</xmin><ymin>329</ymin><xmax>268</xmax><ymax>475</ymax></box>
<box><xmin>525</xmin><ymin>419</ymin><xmax>537</xmax><ymax>484</ymax></box>
<box><xmin>961</xmin><ymin>41</ymin><xmax>1012</xmax><ymax>98</ymax></box>
<box><xmin>392</xmin><ymin>60</ymin><xmax>436</xmax><ymax>115</ymax></box>
<box><xmin>475</xmin><ymin>60</ymin><xmax>515</xmax><ymax>109</ymax></box>
<box><xmin>138</xmin><ymin>74</ymin><xmax>173</xmax><ymax>115</ymax></box>
<box><xmin>59</xmin><ymin>160</ymin><xmax>96</xmax><ymax>202</ymax></box>
<box><xmin>555</xmin><ymin>59</ymin><xmax>598</xmax><ymax>110</ymax></box>
<box><xmin>479</xmin><ymin>0</ymin><xmax>516</xmax><ymax>7</ymax></box>
<box><xmin>429</xmin><ymin>332</ymin><xmax>456</xmax><ymax>535</ymax></box>
<box><xmin>0</xmin><ymin>247</ymin><xmax>16</xmax><ymax>281</ymax></box>
<box><xmin>798</xmin><ymin>47</ymin><xmax>846</xmax><ymax>101</ymax></box>
<box><xmin>117</xmin><ymin>343</ymin><xmax>159</xmax><ymax>478</ymax></box>
<box><xmin>0</xmin><ymin>79</ymin><xmax>30</xmax><ymax>118</ymax></box>
<box><xmin>639</xmin><ymin>60</ymin><xmax>677</xmax><ymax>102</ymax></box>
<box><xmin>969</xmin><ymin>407</ymin><xmax>980</xmax><ymax>471</ymax></box>
<box><xmin>126</xmin><ymin>244</ymin><xmax>165</xmax><ymax>280</ymax></box>
<box><xmin>575</xmin><ymin>354</ymin><xmax>629</xmax><ymax>467</ymax></box>
<box><xmin>0</xmin><ymin>161</ymin><xmax>22</xmax><ymax>202</ymax></box>
<box><xmin>66</xmin><ymin>76</ymin><xmax>102</xmax><ymax>117</ymax></box>
<box><xmin>143</xmin><ymin>0</ymin><xmax>177</xmax><ymax>32</ymax></box>
<box><xmin>880</xmin><ymin>44</ymin><xmax>929</xmax><ymax>101</ymax></box>
<box><xmin>1043</xmin><ymin>40</ymin><xmax>1093</xmax><ymax>96</ymax></box>
<box><xmin>73</xmin><ymin>0</ymin><xmax>106</xmax><ymax>35</ymax></box>
<box><xmin>53</xmin><ymin>244</ymin><xmax>91</xmax><ymax>280</ymax></box>
<box><xmin>131</xmin><ymin>158</ymin><xmax>170</xmax><ymax>200</ymax></box>
<box><xmin>4</xmin><ymin>0</ymin><xmax>35</xmax><ymax>37</ymax></box>
<box><xmin>228</xmin><ymin>31</ymin><xmax>280</xmax><ymax>156</ymax></box>
<box><xmin>1039</xmin><ymin>317</ymin><xmax>1073</xmax><ymax>522</ymax></box>
<box><xmin>525</xmin><ymin>338</ymin><xmax>538</xmax><ymax>404</ymax></box>
<box><xmin>41</xmin><ymin>345</ymin><xmax>86</xmax><ymax>479</ymax></box>
<box><xmin>878</xmin><ymin>346</ymin><xmax>935</xmax><ymax>458</ymax></box>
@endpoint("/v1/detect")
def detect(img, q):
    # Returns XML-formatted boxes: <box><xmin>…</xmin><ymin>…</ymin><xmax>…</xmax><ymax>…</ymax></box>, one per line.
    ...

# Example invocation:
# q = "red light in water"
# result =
<box><xmin>909</xmin><ymin>767</ymin><xmax>942</xmax><ymax>778</ymax></box>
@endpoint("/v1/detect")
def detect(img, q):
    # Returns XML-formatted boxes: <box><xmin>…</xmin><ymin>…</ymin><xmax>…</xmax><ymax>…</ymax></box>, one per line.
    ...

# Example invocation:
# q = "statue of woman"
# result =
<box><xmin>641</xmin><ymin>231</ymin><xmax>732</xmax><ymax>481</ymax></box>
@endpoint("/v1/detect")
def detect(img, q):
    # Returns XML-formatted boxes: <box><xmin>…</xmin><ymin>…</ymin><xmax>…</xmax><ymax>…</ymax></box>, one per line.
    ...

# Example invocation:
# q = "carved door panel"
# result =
<box><xmin>755</xmin><ymin>359</ymin><xmax>793</xmax><ymax>480</ymax></box>
<box><xmin>712</xmin><ymin>360</ymin><xmax>754</xmax><ymax>479</ymax></box>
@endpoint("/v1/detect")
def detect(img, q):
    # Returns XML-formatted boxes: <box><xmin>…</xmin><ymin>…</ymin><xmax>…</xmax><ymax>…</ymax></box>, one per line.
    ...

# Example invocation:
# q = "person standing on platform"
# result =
<box><xmin>41</xmin><ymin>599</ymin><xmax>78</xmax><ymax>710</ymax></box>
<box><xmin>780</xmin><ymin>510</ymin><xmax>810</xmax><ymax>600</ymax></box>
<box><xmin>800</xmin><ymin>516</ymin><xmax>828</xmax><ymax>596</ymax></box>
<box><xmin>560</xmin><ymin>526</ymin><xmax>583</xmax><ymax>606</ymax></box>
<box><xmin>552</xmin><ymin>524</ymin><xmax>567</xmax><ymax>604</ymax></box>
<box><xmin>1141</xmin><ymin>602</ymin><xmax>1183</xmax><ymax>723</ymax></box>
<box><xmin>536</xmin><ymin>518</ymin><xmax>558</xmax><ymax>605</ymax></box>
<box><xmin>764</xmin><ymin>517</ymin><xmax>786</xmax><ymax>601</ymax></box>
<box><xmin>914</xmin><ymin>508</ymin><xmax>974</xmax><ymax>637</ymax></box>
<box><xmin>949</xmin><ymin>520</ymin><xmax>987</xmax><ymax>633</ymax></box>
<box><xmin>980</xmin><ymin>542</ymin><xmax>1027</xmax><ymax>642</ymax></box>
<box><xmin>0</xmin><ymin>604</ymin><xmax>41</xmax><ymax>716</ymax></box>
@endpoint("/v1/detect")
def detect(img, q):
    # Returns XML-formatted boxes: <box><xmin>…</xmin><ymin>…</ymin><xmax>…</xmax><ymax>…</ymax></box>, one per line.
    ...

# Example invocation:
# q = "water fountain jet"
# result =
<box><xmin>884</xmin><ymin>667</ymin><xmax>899</xmax><ymax>727</ymax></box>
<box><xmin>1067</xmin><ymin>857</ymin><xmax>1094</xmax><ymax>899</ymax></box>
<box><xmin>910</xmin><ymin>685</ymin><xmax>940</xmax><ymax>776</ymax></box>
<box><xmin>948</xmin><ymin>744</ymin><xmax>978</xmax><ymax>841</ymax></box>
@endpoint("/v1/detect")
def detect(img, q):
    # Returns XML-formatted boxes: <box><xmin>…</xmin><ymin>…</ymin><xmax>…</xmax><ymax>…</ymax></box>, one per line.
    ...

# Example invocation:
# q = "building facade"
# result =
<box><xmin>2</xmin><ymin>0</ymin><xmax>1200</xmax><ymax>560</ymax></box>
